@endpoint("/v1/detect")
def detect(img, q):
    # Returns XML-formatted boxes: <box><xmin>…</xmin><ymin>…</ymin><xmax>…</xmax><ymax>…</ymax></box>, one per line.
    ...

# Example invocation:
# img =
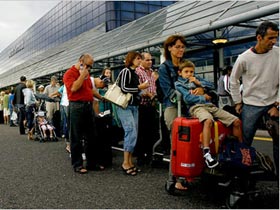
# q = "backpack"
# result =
<box><xmin>218</xmin><ymin>135</ymin><xmax>256</xmax><ymax>169</ymax></box>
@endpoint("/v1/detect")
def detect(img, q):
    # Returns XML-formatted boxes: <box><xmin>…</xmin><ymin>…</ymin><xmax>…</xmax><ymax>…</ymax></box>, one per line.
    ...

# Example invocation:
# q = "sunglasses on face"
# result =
<box><xmin>85</xmin><ymin>64</ymin><xmax>93</xmax><ymax>69</ymax></box>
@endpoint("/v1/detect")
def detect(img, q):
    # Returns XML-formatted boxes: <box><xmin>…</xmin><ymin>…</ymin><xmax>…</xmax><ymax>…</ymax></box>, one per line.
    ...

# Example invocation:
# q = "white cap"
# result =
<box><xmin>38</xmin><ymin>111</ymin><xmax>45</xmax><ymax>117</ymax></box>
<box><xmin>38</xmin><ymin>85</ymin><xmax>44</xmax><ymax>89</ymax></box>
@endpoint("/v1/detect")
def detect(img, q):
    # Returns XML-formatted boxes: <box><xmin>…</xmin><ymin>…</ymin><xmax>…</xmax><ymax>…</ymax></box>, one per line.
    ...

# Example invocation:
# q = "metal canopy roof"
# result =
<box><xmin>0</xmin><ymin>1</ymin><xmax>279</xmax><ymax>88</ymax></box>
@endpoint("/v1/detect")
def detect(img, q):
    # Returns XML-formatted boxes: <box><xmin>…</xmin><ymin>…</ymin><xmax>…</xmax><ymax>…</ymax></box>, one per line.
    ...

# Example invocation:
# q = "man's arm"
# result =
<box><xmin>230</xmin><ymin>59</ymin><xmax>243</xmax><ymax>105</ymax></box>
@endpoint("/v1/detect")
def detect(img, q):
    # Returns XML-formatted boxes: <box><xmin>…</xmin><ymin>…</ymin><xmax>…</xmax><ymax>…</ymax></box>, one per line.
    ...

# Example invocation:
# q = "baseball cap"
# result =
<box><xmin>38</xmin><ymin>85</ymin><xmax>44</xmax><ymax>89</ymax></box>
<box><xmin>99</xmin><ymin>75</ymin><xmax>111</xmax><ymax>85</ymax></box>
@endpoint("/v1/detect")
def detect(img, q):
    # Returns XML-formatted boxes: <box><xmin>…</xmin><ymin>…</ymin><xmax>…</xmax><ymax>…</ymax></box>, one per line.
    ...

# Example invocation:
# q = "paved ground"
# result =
<box><xmin>0</xmin><ymin>124</ymin><xmax>278</xmax><ymax>209</ymax></box>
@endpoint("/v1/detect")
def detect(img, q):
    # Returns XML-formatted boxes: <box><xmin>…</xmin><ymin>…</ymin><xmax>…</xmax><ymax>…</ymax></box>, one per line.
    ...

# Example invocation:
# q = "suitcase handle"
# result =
<box><xmin>178</xmin><ymin>126</ymin><xmax>190</xmax><ymax>142</ymax></box>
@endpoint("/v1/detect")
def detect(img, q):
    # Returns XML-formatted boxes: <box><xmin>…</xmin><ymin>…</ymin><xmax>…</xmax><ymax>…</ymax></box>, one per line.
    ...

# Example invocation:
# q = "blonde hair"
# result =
<box><xmin>26</xmin><ymin>80</ymin><xmax>35</xmax><ymax>88</ymax></box>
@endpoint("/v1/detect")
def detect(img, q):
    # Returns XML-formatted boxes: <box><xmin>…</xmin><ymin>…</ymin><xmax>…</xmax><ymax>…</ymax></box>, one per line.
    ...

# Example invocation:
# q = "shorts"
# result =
<box><xmin>189</xmin><ymin>104</ymin><xmax>237</xmax><ymax>127</ymax></box>
<box><xmin>3</xmin><ymin>108</ymin><xmax>10</xmax><ymax>116</ymax></box>
<box><xmin>41</xmin><ymin>124</ymin><xmax>53</xmax><ymax>131</ymax></box>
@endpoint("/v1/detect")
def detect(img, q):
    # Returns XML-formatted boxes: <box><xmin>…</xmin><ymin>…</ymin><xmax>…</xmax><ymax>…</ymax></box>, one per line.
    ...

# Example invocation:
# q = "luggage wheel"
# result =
<box><xmin>165</xmin><ymin>180</ymin><xmax>176</xmax><ymax>195</ymax></box>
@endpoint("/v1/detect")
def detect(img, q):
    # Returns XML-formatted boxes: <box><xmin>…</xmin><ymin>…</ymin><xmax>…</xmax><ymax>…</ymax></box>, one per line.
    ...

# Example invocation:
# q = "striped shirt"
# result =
<box><xmin>135</xmin><ymin>65</ymin><xmax>156</xmax><ymax>105</ymax></box>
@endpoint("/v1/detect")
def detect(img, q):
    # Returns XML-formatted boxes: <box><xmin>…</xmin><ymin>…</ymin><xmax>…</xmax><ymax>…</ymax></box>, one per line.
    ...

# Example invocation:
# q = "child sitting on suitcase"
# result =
<box><xmin>175</xmin><ymin>60</ymin><xmax>242</xmax><ymax>168</ymax></box>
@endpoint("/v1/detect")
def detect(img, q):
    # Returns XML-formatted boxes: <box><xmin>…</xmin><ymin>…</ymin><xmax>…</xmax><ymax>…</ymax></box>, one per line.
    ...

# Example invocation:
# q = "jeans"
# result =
<box><xmin>116</xmin><ymin>105</ymin><xmax>138</xmax><ymax>152</ymax></box>
<box><xmin>242</xmin><ymin>103</ymin><xmax>279</xmax><ymax>175</ymax></box>
<box><xmin>68</xmin><ymin>101</ymin><xmax>96</xmax><ymax>169</ymax></box>
<box><xmin>60</xmin><ymin>105</ymin><xmax>69</xmax><ymax>141</ymax></box>
<box><xmin>9</xmin><ymin>108</ymin><xmax>14</xmax><ymax>126</ymax></box>
<box><xmin>26</xmin><ymin>105</ymin><xmax>35</xmax><ymax>131</ymax></box>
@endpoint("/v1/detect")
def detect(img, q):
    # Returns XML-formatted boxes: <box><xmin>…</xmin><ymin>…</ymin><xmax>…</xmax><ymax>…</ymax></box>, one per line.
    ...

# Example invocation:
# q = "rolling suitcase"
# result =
<box><xmin>171</xmin><ymin>117</ymin><xmax>232</xmax><ymax>181</ymax></box>
<box><xmin>95</xmin><ymin>115</ymin><xmax>113</xmax><ymax>167</ymax></box>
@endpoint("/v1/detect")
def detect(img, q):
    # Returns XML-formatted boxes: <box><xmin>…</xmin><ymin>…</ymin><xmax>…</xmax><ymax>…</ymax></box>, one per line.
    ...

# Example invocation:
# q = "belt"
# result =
<box><xmin>70</xmin><ymin>101</ymin><xmax>92</xmax><ymax>105</ymax></box>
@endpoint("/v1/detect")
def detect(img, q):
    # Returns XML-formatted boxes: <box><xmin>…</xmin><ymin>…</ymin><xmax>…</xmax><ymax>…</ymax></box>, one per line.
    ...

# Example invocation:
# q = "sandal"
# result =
<box><xmin>74</xmin><ymin>166</ymin><xmax>88</xmax><ymax>174</ymax></box>
<box><xmin>131</xmin><ymin>166</ymin><xmax>141</xmax><ymax>172</ymax></box>
<box><xmin>121</xmin><ymin>166</ymin><xmax>137</xmax><ymax>176</ymax></box>
<box><xmin>175</xmin><ymin>182</ymin><xmax>188</xmax><ymax>191</ymax></box>
<box><xmin>65</xmin><ymin>145</ymin><xmax>71</xmax><ymax>153</ymax></box>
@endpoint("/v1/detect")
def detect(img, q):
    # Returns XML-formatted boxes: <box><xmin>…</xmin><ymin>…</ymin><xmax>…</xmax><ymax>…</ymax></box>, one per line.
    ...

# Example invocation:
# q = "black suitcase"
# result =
<box><xmin>52</xmin><ymin>110</ymin><xmax>61</xmax><ymax>137</ymax></box>
<box><xmin>95</xmin><ymin>115</ymin><xmax>113</xmax><ymax>167</ymax></box>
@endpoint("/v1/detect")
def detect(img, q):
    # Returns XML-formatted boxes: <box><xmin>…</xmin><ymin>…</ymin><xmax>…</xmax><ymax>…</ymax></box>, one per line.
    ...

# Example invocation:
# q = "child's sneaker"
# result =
<box><xmin>204</xmin><ymin>152</ymin><xmax>219</xmax><ymax>168</ymax></box>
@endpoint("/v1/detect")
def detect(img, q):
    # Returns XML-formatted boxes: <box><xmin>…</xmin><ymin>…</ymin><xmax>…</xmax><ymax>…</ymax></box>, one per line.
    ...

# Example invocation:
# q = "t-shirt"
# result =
<box><xmin>63</xmin><ymin>65</ymin><xmax>93</xmax><ymax>102</ymax></box>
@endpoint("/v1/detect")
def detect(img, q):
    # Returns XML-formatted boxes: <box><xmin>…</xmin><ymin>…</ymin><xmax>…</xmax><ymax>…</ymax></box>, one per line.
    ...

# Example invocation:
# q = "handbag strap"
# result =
<box><xmin>114</xmin><ymin>68</ymin><xmax>131</xmax><ymax>85</ymax></box>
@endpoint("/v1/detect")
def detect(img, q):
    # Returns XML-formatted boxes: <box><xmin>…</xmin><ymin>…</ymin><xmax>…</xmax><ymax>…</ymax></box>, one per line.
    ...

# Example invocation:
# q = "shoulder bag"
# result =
<box><xmin>104</xmin><ymin>69</ymin><xmax>132</xmax><ymax>109</ymax></box>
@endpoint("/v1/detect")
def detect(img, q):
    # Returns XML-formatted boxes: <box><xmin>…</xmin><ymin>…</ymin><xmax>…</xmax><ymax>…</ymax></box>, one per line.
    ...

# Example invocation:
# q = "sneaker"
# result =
<box><xmin>204</xmin><ymin>152</ymin><xmax>219</xmax><ymax>168</ymax></box>
<box><xmin>82</xmin><ymin>153</ymin><xmax>86</xmax><ymax>161</ymax></box>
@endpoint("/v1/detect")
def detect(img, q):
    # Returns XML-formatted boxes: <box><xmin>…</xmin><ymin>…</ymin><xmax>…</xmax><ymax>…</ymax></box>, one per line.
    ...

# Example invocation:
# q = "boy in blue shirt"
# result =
<box><xmin>175</xmin><ymin>60</ymin><xmax>242</xmax><ymax>168</ymax></box>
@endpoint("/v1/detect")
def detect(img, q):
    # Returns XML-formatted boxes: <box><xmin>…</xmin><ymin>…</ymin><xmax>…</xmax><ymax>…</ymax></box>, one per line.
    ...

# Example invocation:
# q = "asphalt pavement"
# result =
<box><xmin>0</xmin><ymin>124</ymin><xmax>278</xmax><ymax>209</ymax></box>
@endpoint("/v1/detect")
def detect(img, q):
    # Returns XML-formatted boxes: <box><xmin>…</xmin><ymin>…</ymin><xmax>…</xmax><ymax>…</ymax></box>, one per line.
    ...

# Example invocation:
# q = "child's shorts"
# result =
<box><xmin>189</xmin><ymin>104</ymin><xmax>238</xmax><ymax>127</ymax></box>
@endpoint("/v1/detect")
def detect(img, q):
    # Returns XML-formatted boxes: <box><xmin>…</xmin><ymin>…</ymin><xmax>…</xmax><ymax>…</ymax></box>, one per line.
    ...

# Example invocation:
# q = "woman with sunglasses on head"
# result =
<box><xmin>158</xmin><ymin>35</ymin><xmax>204</xmax><ymax>191</ymax></box>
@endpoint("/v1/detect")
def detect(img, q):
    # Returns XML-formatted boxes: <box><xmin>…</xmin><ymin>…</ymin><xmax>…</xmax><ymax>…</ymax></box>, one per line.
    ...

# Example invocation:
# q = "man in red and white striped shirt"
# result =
<box><xmin>135</xmin><ymin>52</ymin><xmax>158</xmax><ymax>166</ymax></box>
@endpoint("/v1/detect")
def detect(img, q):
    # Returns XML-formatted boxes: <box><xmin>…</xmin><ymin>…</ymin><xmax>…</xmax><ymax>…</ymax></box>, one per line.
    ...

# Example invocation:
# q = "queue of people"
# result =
<box><xmin>1</xmin><ymin>21</ymin><xmax>278</xmax><ymax>191</ymax></box>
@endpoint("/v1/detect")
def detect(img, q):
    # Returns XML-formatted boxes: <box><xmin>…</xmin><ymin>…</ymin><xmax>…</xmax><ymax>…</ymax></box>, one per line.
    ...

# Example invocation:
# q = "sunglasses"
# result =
<box><xmin>85</xmin><ymin>64</ymin><xmax>93</xmax><ymax>69</ymax></box>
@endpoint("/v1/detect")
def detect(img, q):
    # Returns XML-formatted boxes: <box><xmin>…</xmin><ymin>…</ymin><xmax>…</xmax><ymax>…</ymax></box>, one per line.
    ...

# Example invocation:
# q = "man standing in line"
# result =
<box><xmin>135</xmin><ymin>52</ymin><xmax>158</xmax><ymax>166</ymax></box>
<box><xmin>63</xmin><ymin>53</ymin><xmax>97</xmax><ymax>174</ymax></box>
<box><xmin>44</xmin><ymin>76</ymin><xmax>59</xmax><ymax>122</ymax></box>
<box><xmin>230</xmin><ymin>21</ymin><xmax>279</xmax><ymax>176</ymax></box>
<box><xmin>12</xmin><ymin>76</ymin><xmax>27</xmax><ymax>135</ymax></box>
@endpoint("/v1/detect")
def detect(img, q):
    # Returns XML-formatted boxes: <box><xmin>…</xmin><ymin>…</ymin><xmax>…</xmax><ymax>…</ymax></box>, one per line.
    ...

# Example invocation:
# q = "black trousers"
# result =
<box><xmin>68</xmin><ymin>101</ymin><xmax>97</xmax><ymax>169</ymax></box>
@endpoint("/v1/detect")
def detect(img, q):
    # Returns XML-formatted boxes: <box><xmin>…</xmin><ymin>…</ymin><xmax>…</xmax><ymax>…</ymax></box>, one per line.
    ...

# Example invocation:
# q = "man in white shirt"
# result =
<box><xmin>44</xmin><ymin>76</ymin><xmax>60</xmax><ymax>121</ymax></box>
<box><xmin>230</xmin><ymin>21</ymin><xmax>279</xmax><ymax>175</ymax></box>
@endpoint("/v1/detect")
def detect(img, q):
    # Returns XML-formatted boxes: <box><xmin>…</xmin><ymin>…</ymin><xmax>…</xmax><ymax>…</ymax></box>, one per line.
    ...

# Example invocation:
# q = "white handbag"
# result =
<box><xmin>104</xmin><ymin>70</ymin><xmax>132</xmax><ymax>109</ymax></box>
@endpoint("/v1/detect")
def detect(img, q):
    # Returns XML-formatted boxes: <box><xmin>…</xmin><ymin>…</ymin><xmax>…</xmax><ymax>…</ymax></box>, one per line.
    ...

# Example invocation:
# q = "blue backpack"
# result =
<box><xmin>219</xmin><ymin>136</ymin><xmax>256</xmax><ymax>168</ymax></box>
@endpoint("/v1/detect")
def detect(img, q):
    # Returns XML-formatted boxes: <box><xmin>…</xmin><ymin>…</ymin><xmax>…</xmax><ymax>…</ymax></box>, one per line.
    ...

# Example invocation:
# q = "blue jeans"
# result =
<box><xmin>116</xmin><ymin>105</ymin><xmax>138</xmax><ymax>152</ymax></box>
<box><xmin>25</xmin><ymin>105</ymin><xmax>35</xmax><ymax>131</ymax></box>
<box><xmin>242</xmin><ymin>104</ymin><xmax>279</xmax><ymax>175</ymax></box>
<box><xmin>60</xmin><ymin>105</ymin><xmax>69</xmax><ymax>141</ymax></box>
<box><xmin>9</xmin><ymin>108</ymin><xmax>14</xmax><ymax>126</ymax></box>
<box><xmin>68</xmin><ymin>101</ymin><xmax>96</xmax><ymax>169</ymax></box>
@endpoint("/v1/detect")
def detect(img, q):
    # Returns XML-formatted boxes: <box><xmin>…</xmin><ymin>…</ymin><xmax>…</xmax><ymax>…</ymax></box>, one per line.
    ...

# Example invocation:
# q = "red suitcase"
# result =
<box><xmin>171</xmin><ymin>117</ymin><xmax>232</xmax><ymax>181</ymax></box>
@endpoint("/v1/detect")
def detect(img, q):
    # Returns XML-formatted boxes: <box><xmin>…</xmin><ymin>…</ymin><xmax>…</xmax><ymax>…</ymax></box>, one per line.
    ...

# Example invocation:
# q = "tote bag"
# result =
<box><xmin>104</xmin><ymin>69</ymin><xmax>132</xmax><ymax>109</ymax></box>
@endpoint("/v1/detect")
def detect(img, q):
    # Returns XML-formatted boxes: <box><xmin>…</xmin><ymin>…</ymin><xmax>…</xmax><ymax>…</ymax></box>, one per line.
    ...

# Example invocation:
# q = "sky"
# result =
<box><xmin>0</xmin><ymin>1</ymin><xmax>59</xmax><ymax>53</ymax></box>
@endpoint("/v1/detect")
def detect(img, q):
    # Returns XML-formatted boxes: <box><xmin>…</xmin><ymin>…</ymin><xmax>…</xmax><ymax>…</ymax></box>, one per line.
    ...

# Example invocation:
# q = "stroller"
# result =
<box><xmin>33</xmin><ymin>94</ymin><xmax>59</xmax><ymax>142</ymax></box>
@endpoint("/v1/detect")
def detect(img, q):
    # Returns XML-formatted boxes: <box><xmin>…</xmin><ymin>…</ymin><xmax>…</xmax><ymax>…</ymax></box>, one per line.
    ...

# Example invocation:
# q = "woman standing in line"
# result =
<box><xmin>116</xmin><ymin>51</ymin><xmax>149</xmax><ymax>176</ymax></box>
<box><xmin>158</xmin><ymin>35</ymin><xmax>204</xmax><ymax>191</ymax></box>
<box><xmin>22</xmin><ymin>80</ymin><xmax>37</xmax><ymax>140</ymax></box>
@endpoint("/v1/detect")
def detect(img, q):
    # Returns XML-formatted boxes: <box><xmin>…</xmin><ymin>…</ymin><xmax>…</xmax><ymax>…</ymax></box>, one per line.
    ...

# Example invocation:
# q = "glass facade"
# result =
<box><xmin>0</xmin><ymin>1</ymin><xmax>175</xmax><ymax>75</ymax></box>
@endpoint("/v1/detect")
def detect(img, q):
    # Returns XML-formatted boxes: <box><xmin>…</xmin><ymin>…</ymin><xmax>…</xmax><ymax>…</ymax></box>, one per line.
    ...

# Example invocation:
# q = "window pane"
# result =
<box><xmin>121</xmin><ymin>2</ymin><xmax>134</xmax><ymax>11</ymax></box>
<box><xmin>135</xmin><ymin>3</ymin><xmax>148</xmax><ymax>13</ymax></box>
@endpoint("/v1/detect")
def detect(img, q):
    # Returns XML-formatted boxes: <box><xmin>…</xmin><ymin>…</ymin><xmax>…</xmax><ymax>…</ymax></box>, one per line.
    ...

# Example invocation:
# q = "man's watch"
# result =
<box><xmin>274</xmin><ymin>104</ymin><xmax>279</xmax><ymax>110</ymax></box>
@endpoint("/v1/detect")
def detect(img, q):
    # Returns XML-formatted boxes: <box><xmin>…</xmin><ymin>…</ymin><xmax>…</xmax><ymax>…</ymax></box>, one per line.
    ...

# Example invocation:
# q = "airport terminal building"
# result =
<box><xmin>0</xmin><ymin>1</ymin><xmax>278</xmax><ymax>89</ymax></box>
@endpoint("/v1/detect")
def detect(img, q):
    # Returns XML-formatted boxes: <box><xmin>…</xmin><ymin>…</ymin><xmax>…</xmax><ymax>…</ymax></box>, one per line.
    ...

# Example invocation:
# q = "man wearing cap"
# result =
<box><xmin>44</xmin><ymin>76</ymin><xmax>59</xmax><ymax>121</ymax></box>
<box><xmin>12</xmin><ymin>76</ymin><xmax>27</xmax><ymax>134</ymax></box>
<box><xmin>63</xmin><ymin>53</ymin><xmax>98</xmax><ymax>174</ymax></box>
